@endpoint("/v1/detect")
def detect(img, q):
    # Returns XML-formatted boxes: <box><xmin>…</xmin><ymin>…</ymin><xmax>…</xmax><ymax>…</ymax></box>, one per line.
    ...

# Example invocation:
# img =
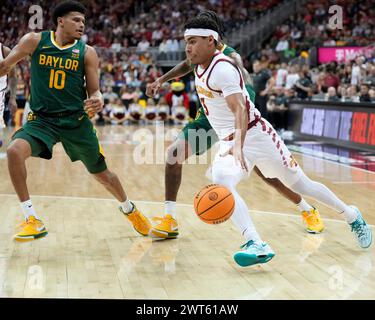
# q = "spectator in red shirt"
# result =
<box><xmin>323</xmin><ymin>64</ymin><xmax>341</xmax><ymax>90</ymax></box>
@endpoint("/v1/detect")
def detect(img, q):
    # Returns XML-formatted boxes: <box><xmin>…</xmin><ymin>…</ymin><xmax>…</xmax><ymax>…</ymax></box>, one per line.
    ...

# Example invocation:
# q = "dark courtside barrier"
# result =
<box><xmin>287</xmin><ymin>100</ymin><xmax>375</xmax><ymax>151</ymax></box>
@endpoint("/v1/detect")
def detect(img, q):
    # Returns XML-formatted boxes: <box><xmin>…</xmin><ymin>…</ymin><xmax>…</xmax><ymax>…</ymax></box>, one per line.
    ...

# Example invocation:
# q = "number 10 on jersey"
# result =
<box><xmin>49</xmin><ymin>69</ymin><xmax>66</xmax><ymax>89</ymax></box>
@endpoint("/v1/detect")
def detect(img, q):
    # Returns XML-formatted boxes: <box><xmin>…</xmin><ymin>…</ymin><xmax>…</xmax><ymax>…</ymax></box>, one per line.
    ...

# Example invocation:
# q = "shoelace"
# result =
<box><xmin>18</xmin><ymin>221</ymin><xmax>28</xmax><ymax>229</ymax></box>
<box><xmin>129</xmin><ymin>209</ymin><xmax>151</xmax><ymax>227</ymax></box>
<box><xmin>152</xmin><ymin>216</ymin><xmax>175</xmax><ymax>223</ymax></box>
<box><xmin>128</xmin><ymin>210</ymin><xmax>143</xmax><ymax>223</ymax></box>
<box><xmin>306</xmin><ymin>214</ymin><xmax>320</xmax><ymax>224</ymax></box>
<box><xmin>18</xmin><ymin>218</ymin><xmax>36</xmax><ymax>229</ymax></box>
<box><xmin>240</xmin><ymin>240</ymin><xmax>255</xmax><ymax>250</ymax></box>
<box><xmin>152</xmin><ymin>216</ymin><xmax>164</xmax><ymax>222</ymax></box>
<box><xmin>351</xmin><ymin>220</ymin><xmax>366</xmax><ymax>238</ymax></box>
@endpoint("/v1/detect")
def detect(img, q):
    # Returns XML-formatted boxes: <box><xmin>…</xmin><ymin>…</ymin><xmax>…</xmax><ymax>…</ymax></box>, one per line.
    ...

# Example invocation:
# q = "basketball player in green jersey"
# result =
<box><xmin>146</xmin><ymin>10</ymin><xmax>324</xmax><ymax>239</ymax></box>
<box><xmin>0</xmin><ymin>1</ymin><xmax>151</xmax><ymax>242</ymax></box>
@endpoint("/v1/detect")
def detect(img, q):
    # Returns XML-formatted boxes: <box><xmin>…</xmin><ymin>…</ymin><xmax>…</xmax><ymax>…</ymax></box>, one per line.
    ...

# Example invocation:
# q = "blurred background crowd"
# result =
<box><xmin>1</xmin><ymin>0</ymin><xmax>374</xmax><ymax>131</ymax></box>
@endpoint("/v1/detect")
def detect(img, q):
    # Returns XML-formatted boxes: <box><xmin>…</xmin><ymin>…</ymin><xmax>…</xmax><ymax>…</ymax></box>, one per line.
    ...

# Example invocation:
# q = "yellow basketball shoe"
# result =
<box><xmin>119</xmin><ymin>203</ymin><xmax>151</xmax><ymax>236</ymax></box>
<box><xmin>150</xmin><ymin>215</ymin><xmax>179</xmax><ymax>240</ymax></box>
<box><xmin>302</xmin><ymin>207</ymin><xmax>324</xmax><ymax>234</ymax></box>
<box><xmin>14</xmin><ymin>216</ymin><xmax>48</xmax><ymax>242</ymax></box>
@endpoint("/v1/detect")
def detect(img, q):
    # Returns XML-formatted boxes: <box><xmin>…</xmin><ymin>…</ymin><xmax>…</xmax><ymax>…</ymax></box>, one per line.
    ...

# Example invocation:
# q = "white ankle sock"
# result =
<box><xmin>297</xmin><ymin>198</ymin><xmax>313</xmax><ymax>212</ymax></box>
<box><xmin>243</xmin><ymin>227</ymin><xmax>262</xmax><ymax>244</ymax></box>
<box><xmin>341</xmin><ymin>206</ymin><xmax>358</xmax><ymax>224</ymax></box>
<box><xmin>21</xmin><ymin>200</ymin><xmax>39</xmax><ymax>220</ymax></box>
<box><xmin>121</xmin><ymin>199</ymin><xmax>134</xmax><ymax>214</ymax></box>
<box><xmin>165</xmin><ymin>201</ymin><xmax>177</xmax><ymax>219</ymax></box>
<box><xmin>229</xmin><ymin>189</ymin><xmax>262</xmax><ymax>244</ymax></box>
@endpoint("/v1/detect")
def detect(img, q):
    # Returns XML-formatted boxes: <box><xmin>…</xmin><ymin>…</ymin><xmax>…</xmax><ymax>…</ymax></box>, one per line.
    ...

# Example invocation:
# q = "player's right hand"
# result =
<box><xmin>84</xmin><ymin>96</ymin><xmax>104</xmax><ymax>118</ymax></box>
<box><xmin>146</xmin><ymin>79</ymin><xmax>162</xmax><ymax>97</ymax></box>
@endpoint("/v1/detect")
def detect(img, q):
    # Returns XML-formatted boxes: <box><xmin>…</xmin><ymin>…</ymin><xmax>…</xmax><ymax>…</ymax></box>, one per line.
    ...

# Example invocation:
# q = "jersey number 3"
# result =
<box><xmin>49</xmin><ymin>69</ymin><xmax>66</xmax><ymax>90</ymax></box>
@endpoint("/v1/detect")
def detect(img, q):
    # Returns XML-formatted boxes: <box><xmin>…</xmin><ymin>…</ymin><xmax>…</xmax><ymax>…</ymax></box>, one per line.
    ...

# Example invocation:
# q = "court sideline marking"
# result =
<box><xmin>0</xmin><ymin>193</ymin><xmax>373</xmax><ymax>227</ymax></box>
<box><xmin>292</xmin><ymin>151</ymin><xmax>375</xmax><ymax>176</ymax></box>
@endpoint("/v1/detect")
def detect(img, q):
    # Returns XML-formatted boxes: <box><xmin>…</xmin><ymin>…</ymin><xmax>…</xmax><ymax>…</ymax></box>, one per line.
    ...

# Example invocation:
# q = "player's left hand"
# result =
<box><xmin>84</xmin><ymin>97</ymin><xmax>104</xmax><ymax>118</ymax></box>
<box><xmin>233</xmin><ymin>148</ymin><xmax>249</xmax><ymax>172</ymax></box>
<box><xmin>221</xmin><ymin>146</ymin><xmax>249</xmax><ymax>172</ymax></box>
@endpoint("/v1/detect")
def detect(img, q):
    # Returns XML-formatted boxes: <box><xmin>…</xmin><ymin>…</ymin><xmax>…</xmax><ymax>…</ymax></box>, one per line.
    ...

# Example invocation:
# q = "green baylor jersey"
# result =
<box><xmin>30</xmin><ymin>31</ymin><xmax>86</xmax><ymax>114</ymax></box>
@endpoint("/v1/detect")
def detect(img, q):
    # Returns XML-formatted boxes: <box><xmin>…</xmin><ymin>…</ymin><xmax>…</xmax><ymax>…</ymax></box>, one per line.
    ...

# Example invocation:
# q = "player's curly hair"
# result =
<box><xmin>184</xmin><ymin>15</ymin><xmax>219</xmax><ymax>32</ymax></box>
<box><xmin>52</xmin><ymin>1</ymin><xmax>86</xmax><ymax>25</ymax></box>
<box><xmin>197</xmin><ymin>10</ymin><xmax>226</xmax><ymax>39</ymax></box>
<box><xmin>184</xmin><ymin>16</ymin><xmax>219</xmax><ymax>46</ymax></box>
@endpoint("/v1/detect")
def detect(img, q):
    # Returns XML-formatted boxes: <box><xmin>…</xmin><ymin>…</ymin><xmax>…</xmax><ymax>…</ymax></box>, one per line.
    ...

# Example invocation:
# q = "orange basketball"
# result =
<box><xmin>194</xmin><ymin>184</ymin><xmax>235</xmax><ymax>224</ymax></box>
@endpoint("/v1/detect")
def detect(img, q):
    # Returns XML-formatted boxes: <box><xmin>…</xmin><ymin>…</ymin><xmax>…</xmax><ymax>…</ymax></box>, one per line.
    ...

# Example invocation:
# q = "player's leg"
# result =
<box><xmin>61</xmin><ymin>115</ymin><xmax>151</xmax><ymax>236</ymax></box>
<box><xmin>165</xmin><ymin>138</ymin><xmax>192</xmax><ymax>213</ymax></box>
<box><xmin>253</xmin><ymin>166</ymin><xmax>323</xmax><ymax>233</ymax></box>
<box><xmin>92</xmin><ymin>169</ymin><xmax>127</xmax><ymax>202</ymax></box>
<box><xmin>8</xmin><ymin>123</ymin><xmax>54</xmax><ymax>242</ymax></box>
<box><xmin>164</xmin><ymin>113</ymin><xmax>215</xmax><ymax>217</ymax></box>
<box><xmin>253</xmin><ymin>118</ymin><xmax>371</xmax><ymax>248</ymax></box>
<box><xmin>149</xmin><ymin>138</ymin><xmax>192</xmax><ymax>239</ymax></box>
<box><xmin>254</xmin><ymin>166</ymin><xmax>301</xmax><ymax>203</ymax></box>
<box><xmin>150</xmin><ymin>112</ymin><xmax>217</xmax><ymax>239</ymax></box>
<box><xmin>212</xmin><ymin>149</ymin><xmax>274</xmax><ymax>267</ymax></box>
<box><xmin>91</xmin><ymin>168</ymin><xmax>151</xmax><ymax>236</ymax></box>
<box><xmin>7</xmin><ymin>138</ymin><xmax>32</xmax><ymax>202</ymax></box>
<box><xmin>287</xmin><ymin>171</ymin><xmax>371</xmax><ymax>248</ymax></box>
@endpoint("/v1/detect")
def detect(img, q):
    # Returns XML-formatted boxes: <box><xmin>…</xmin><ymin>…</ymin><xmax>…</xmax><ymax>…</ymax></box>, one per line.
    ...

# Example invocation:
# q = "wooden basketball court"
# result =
<box><xmin>0</xmin><ymin>124</ymin><xmax>374</xmax><ymax>299</ymax></box>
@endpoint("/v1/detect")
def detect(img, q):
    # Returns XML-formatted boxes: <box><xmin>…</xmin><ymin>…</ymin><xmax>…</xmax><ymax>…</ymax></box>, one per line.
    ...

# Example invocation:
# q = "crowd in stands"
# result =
<box><xmin>1</xmin><ymin>0</ymin><xmax>282</xmax><ymax>50</ymax></box>
<box><xmin>1</xmin><ymin>0</ymin><xmax>375</xmax><ymax>131</ymax></box>
<box><xmin>249</xmin><ymin>0</ymin><xmax>375</xmax><ymax>65</ymax></box>
<box><xmin>2</xmin><ymin>0</ymin><xmax>283</xmax><ymax>125</ymax></box>
<box><xmin>246</xmin><ymin>0</ymin><xmax>375</xmax><ymax>130</ymax></box>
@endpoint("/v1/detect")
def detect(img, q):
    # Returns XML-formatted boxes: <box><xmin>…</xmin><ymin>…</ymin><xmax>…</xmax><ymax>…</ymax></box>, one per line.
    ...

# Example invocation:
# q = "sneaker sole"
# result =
<box><xmin>234</xmin><ymin>252</ymin><xmax>275</xmax><ymax>267</ymax></box>
<box><xmin>133</xmin><ymin>227</ymin><xmax>150</xmax><ymax>237</ymax></box>
<box><xmin>149</xmin><ymin>228</ymin><xmax>179</xmax><ymax>240</ymax></box>
<box><xmin>14</xmin><ymin>231</ymin><xmax>48</xmax><ymax>242</ymax></box>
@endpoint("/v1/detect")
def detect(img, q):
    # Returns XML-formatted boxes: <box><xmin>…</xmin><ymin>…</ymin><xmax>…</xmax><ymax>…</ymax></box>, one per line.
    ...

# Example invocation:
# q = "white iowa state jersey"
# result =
<box><xmin>0</xmin><ymin>43</ymin><xmax>8</xmax><ymax>92</ymax></box>
<box><xmin>194</xmin><ymin>51</ymin><xmax>260</xmax><ymax>140</ymax></box>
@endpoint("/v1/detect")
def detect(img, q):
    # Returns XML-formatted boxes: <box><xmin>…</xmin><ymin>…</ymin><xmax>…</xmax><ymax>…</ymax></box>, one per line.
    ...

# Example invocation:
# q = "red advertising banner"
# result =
<box><xmin>318</xmin><ymin>46</ymin><xmax>374</xmax><ymax>64</ymax></box>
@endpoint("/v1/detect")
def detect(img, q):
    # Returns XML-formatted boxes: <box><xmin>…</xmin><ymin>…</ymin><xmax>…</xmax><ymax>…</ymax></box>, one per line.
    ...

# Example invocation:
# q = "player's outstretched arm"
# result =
<box><xmin>146</xmin><ymin>59</ymin><xmax>193</xmax><ymax>97</ymax></box>
<box><xmin>84</xmin><ymin>45</ymin><xmax>104</xmax><ymax>117</ymax></box>
<box><xmin>228</xmin><ymin>52</ymin><xmax>253</xmax><ymax>86</ymax></box>
<box><xmin>2</xmin><ymin>45</ymin><xmax>18</xmax><ymax>115</ymax></box>
<box><xmin>0</xmin><ymin>32</ymin><xmax>40</xmax><ymax>77</ymax></box>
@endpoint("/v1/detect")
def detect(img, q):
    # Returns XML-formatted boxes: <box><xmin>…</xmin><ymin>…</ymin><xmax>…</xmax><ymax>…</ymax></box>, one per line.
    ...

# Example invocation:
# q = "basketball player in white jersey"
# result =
<box><xmin>0</xmin><ymin>43</ymin><xmax>17</xmax><ymax>147</ymax></box>
<box><xmin>184</xmin><ymin>17</ymin><xmax>372</xmax><ymax>267</ymax></box>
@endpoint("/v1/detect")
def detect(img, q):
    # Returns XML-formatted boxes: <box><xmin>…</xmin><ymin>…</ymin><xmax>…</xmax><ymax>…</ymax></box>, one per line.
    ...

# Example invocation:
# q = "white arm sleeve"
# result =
<box><xmin>208</xmin><ymin>61</ymin><xmax>243</xmax><ymax>97</ymax></box>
